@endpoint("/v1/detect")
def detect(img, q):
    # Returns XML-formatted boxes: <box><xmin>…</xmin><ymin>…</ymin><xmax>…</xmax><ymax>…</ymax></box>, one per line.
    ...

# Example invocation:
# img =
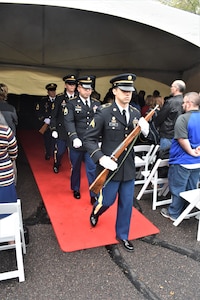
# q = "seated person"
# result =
<box><xmin>0</xmin><ymin>111</ymin><xmax>18</xmax><ymax>219</ymax></box>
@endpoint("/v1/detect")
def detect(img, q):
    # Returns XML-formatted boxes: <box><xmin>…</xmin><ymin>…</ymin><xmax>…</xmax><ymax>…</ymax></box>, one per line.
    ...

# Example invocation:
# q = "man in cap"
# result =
<box><xmin>64</xmin><ymin>76</ymin><xmax>101</xmax><ymax>203</ymax></box>
<box><xmin>83</xmin><ymin>73</ymin><xmax>149</xmax><ymax>252</ymax></box>
<box><xmin>50</xmin><ymin>75</ymin><xmax>78</xmax><ymax>173</ymax></box>
<box><xmin>36</xmin><ymin>83</ymin><xmax>57</xmax><ymax>160</ymax></box>
<box><xmin>62</xmin><ymin>74</ymin><xmax>78</xmax><ymax>99</ymax></box>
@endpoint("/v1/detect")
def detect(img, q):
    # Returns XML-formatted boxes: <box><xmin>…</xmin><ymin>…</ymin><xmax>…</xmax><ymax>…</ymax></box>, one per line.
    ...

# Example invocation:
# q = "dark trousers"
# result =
<box><xmin>53</xmin><ymin>139</ymin><xmax>68</xmax><ymax>167</ymax></box>
<box><xmin>69</xmin><ymin>148</ymin><xmax>96</xmax><ymax>197</ymax></box>
<box><xmin>43</xmin><ymin>129</ymin><xmax>54</xmax><ymax>157</ymax></box>
<box><xmin>94</xmin><ymin>179</ymin><xmax>135</xmax><ymax>240</ymax></box>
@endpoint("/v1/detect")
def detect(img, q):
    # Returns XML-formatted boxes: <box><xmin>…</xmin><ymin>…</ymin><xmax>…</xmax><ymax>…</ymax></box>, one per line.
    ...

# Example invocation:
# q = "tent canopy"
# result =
<box><xmin>0</xmin><ymin>0</ymin><xmax>199</xmax><ymax>96</ymax></box>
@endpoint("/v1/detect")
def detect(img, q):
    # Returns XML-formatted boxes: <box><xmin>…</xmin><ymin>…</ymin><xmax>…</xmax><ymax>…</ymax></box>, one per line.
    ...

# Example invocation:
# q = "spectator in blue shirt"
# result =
<box><xmin>161</xmin><ymin>92</ymin><xmax>200</xmax><ymax>221</ymax></box>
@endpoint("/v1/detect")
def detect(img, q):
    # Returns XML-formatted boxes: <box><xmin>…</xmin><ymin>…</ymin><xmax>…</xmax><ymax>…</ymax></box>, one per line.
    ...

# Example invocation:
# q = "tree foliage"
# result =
<box><xmin>159</xmin><ymin>0</ymin><xmax>200</xmax><ymax>14</ymax></box>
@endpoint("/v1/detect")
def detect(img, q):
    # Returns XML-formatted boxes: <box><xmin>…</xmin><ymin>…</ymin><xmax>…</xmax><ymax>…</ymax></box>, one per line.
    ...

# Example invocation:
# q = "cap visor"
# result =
<box><xmin>66</xmin><ymin>82</ymin><xmax>76</xmax><ymax>85</ymax></box>
<box><xmin>82</xmin><ymin>84</ymin><xmax>92</xmax><ymax>89</ymax></box>
<box><xmin>118</xmin><ymin>86</ymin><xmax>135</xmax><ymax>92</ymax></box>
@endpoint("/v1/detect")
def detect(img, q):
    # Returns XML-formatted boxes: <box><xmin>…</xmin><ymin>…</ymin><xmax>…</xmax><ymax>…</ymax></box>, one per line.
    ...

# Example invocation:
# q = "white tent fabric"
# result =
<box><xmin>2</xmin><ymin>0</ymin><xmax>200</xmax><ymax>46</ymax></box>
<box><xmin>0</xmin><ymin>0</ymin><xmax>199</xmax><ymax>96</ymax></box>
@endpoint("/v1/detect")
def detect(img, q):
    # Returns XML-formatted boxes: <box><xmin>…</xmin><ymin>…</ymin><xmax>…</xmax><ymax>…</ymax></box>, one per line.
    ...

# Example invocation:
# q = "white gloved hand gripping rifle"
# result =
<box><xmin>138</xmin><ymin>117</ymin><xmax>149</xmax><ymax>137</ymax></box>
<box><xmin>99</xmin><ymin>155</ymin><xmax>118</xmax><ymax>171</ymax></box>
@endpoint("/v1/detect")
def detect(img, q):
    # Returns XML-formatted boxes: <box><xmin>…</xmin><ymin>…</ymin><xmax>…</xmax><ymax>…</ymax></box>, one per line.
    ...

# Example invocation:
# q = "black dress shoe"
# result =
<box><xmin>90</xmin><ymin>209</ymin><xmax>98</xmax><ymax>227</ymax></box>
<box><xmin>117</xmin><ymin>238</ymin><xmax>134</xmax><ymax>252</ymax></box>
<box><xmin>73</xmin><ymin>191</ymin><xmax>81</xmax><ymax>199</ymax></box>
<box><xmin>53</xmin><ymin>166</ymin><xmax>59</xmax><ymax>173</ymax></box>
<box><xmin>90</xmin><ymin>197</ymin><xmax>97</xmax><ymax>205</ymax></box>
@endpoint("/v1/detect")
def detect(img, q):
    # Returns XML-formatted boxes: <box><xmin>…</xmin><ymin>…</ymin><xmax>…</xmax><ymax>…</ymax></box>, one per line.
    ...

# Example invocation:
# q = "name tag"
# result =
<box><xmin>109</xmin><ymin>122</ymin><xmax>118</xmax><ymax>128</ymax></box>
<box><xmin>75</xmin><ymin>105</ymin><xmax>82</xmax><ymax>113</ymax></box>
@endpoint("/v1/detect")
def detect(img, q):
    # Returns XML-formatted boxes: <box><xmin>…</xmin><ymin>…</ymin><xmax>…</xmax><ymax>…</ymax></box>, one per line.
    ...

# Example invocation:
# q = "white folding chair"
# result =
<box><xmin>136</xmin><ymin>158</ymin><xmax>172</xmax><ymax>210</ymax></box>
<box><xmin>134</xmin><ymin>144</ymin><xmax>155</xmax><ymax>185</ymax></box>
<box><xmin>140</xmin><ymin>144</ymin><xmax>160</xmax><ymax>179</ymax></box>
<box><xmin>0</xmin><ymin>199</ymin><xmax>26</xmax><ymax>282</ymax></box>
<box><xmin>173</xmin><ymin>188</ymin><xmax>200</xmax><ymax>241</ymax></box>
<box><xmin>148</xmin><ymin>144</ymin><xmax>160</xmax><ymax>165</ymax></box>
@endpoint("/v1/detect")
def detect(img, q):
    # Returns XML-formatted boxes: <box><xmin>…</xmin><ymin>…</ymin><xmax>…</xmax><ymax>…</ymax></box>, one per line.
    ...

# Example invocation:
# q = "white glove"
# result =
<box><xmin>73</xmin><ymin>138</ymin><xmax>82</xmax><ymax>148</ymax></box>
<box><xmin>52</xmin><ymin>131</ymin><xmax>58</xmax><ymax>139</ymax></box>
<box><xmin>99</xmin><ymin>155</ymin><xmax>118</xmax><ymax>171</ymax></box>
<box><xmin>138</xmin><ymin>117</ymin><xmax>149</xmax><ymax>137</ymax></box>
<box><xmin>44</xmin><ymin>118</ymin><xmax>50</xmax><ymax>125</ymax></box>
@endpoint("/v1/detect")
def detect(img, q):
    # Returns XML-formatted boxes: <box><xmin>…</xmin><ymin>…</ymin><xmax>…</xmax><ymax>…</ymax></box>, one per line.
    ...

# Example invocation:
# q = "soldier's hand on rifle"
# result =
<box><xmin>52</xmin><ymin>131</ymin><xmax>58</xmax><ymax>139</ymax></box>
<box><xmin>73</xmin><ymin>138</ymin><xmax>82</xmax><ymax>148</ymax></box>
<box><xmin>44</xmin><ymin>118</ymin><xmax>50</xmax><ymax>125</ymax></box>
<box><xmin>138</xmin><ymin>117</ymin><xmax>149</xmax><ymax>137</ymax></box>
<box><xmin>99</xmin><ymin>155</ymin><xmax>118</xmax><ymax>171</ymax></box>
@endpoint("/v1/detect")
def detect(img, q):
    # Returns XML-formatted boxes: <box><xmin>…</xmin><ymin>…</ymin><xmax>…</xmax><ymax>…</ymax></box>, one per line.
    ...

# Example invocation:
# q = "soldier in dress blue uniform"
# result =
<box><xmin>50</xmin><ymin>75</ymin><xmax>78</xmax><ymax>173</ymax></box>
<box><xmin>62</xmin><ymin>74</ymin><xmax>79</xmax><ymax>100</ymax></box>
<box><xmin>83</xmin><ymin>73</ymin><xmax>149</xmax><ymax>252</ymax></box>
<box><xmin>35</xmin><ymin>83</ymin><xmax>57</xmax><ymax>160</ymax></box>
<box><xmin>64</xmin><ymin>76</ymin><xmax>101</xmax><ymax>203</ymax></box>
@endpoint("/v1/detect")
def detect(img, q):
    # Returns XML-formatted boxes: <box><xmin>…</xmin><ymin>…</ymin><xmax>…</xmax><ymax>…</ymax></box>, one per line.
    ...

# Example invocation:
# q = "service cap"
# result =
<box><xmin>63</xmin><ymin>74</ymin><xmax>77</xmax><ymax>85</ymax></box>
<box><xmin>45</xmin><ymin>83</ymin><xmax>57</xmax><ymax>91</ymax></box>
<box><xmin>110</xmin><ymin>73</ymin><xmax>136</xmax><ymax>91</ymax></box>
<box><xmin>77</xmin><ymin>76</ymin><xmax>93</xmax><ymax>89</ymax></box>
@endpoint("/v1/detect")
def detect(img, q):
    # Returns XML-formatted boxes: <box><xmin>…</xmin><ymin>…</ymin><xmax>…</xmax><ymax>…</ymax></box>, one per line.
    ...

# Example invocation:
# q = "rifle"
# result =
<box><xmin>39</xmin><ymin>123</ymin><xmax>49</xmax><ymax>135</ymax></box>
<box><xmin>89</xmin><ymin>105</ymin><xmax>158</xmax><ymax>194</ymax></box>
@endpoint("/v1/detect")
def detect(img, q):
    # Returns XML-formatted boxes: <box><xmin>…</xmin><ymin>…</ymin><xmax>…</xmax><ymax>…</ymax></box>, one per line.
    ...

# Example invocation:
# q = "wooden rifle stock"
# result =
<box><xmin>39</xmin><ymin>123</ymin><xmax>49</xmax><ymax>134</ymax></box>
<box><xmin>89</xmin><ymin>106</ymin><xmax>158</xmax><ymax>194</ymax></box>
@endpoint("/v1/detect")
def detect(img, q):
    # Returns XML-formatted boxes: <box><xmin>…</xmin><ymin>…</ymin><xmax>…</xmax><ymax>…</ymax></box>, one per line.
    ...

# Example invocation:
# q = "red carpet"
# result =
<box><xmin>18</xmin><ymin>130</ymin><xmax>159</xmax><ymax>252</ymax></box>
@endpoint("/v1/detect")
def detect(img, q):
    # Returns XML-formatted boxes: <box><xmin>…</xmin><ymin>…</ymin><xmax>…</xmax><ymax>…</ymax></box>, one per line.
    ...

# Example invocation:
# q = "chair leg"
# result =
<box><xmin>17</xmin><ymin>200</ymin><xmax>26</xmax><ymax>254</ymax></box>
<box><xmin>173</xmin><ymin>200</ymin><xmax>199</xmax><ymax>227</ymax></box>
<box><xmin>196</xmin><ymin>215</ymin><xmax>200</xmax><ymax>241</ymax></box>
<box><xmin>20</xmin><ymin>228</ymin><xmax>26</xmax><ymax>255</ymax></box>
<box><xmin>136</xmin><ymin>170</ymin><xmax>155</xmax><ymax>200</ymax></box>
<box><xmin>15</xmin><ymin>236</ymin><xmax>25</xmax><ymax>282</ymax></box>
<box><xmin>158</xmin><ymin>183</ymin><xmax>168</xmax><ymax>196</ymax></box>
<box><xmin>15</xmin><ymin>218</ymin><xmax>25</xmax><ymax>282</ymax></box>
<box><xmin>152</xmin><ymin>172</ymin><xmax>158</xmax><ymax>210</ymax></box>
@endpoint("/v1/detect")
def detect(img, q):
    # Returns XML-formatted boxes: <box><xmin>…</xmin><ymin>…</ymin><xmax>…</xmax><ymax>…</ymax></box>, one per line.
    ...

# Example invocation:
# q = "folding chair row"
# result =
<box><xmin>0</xmin><ymin>199</ymin><xmax>26</xmax><ymax>282</ymax></box>
<box><xmin>134</xmin><ymin>144</ymin><xmax>160</xmax><ymax>185</ymax></box>
<box><xmin>136</xmin><ymin>158</ymin><xmax>172</xmax><ymax>210</ymax></box>
<box><xmin>136</xmin><ymin>159</ymin><xmax>200</xmax><ymax>241</ymax></box>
